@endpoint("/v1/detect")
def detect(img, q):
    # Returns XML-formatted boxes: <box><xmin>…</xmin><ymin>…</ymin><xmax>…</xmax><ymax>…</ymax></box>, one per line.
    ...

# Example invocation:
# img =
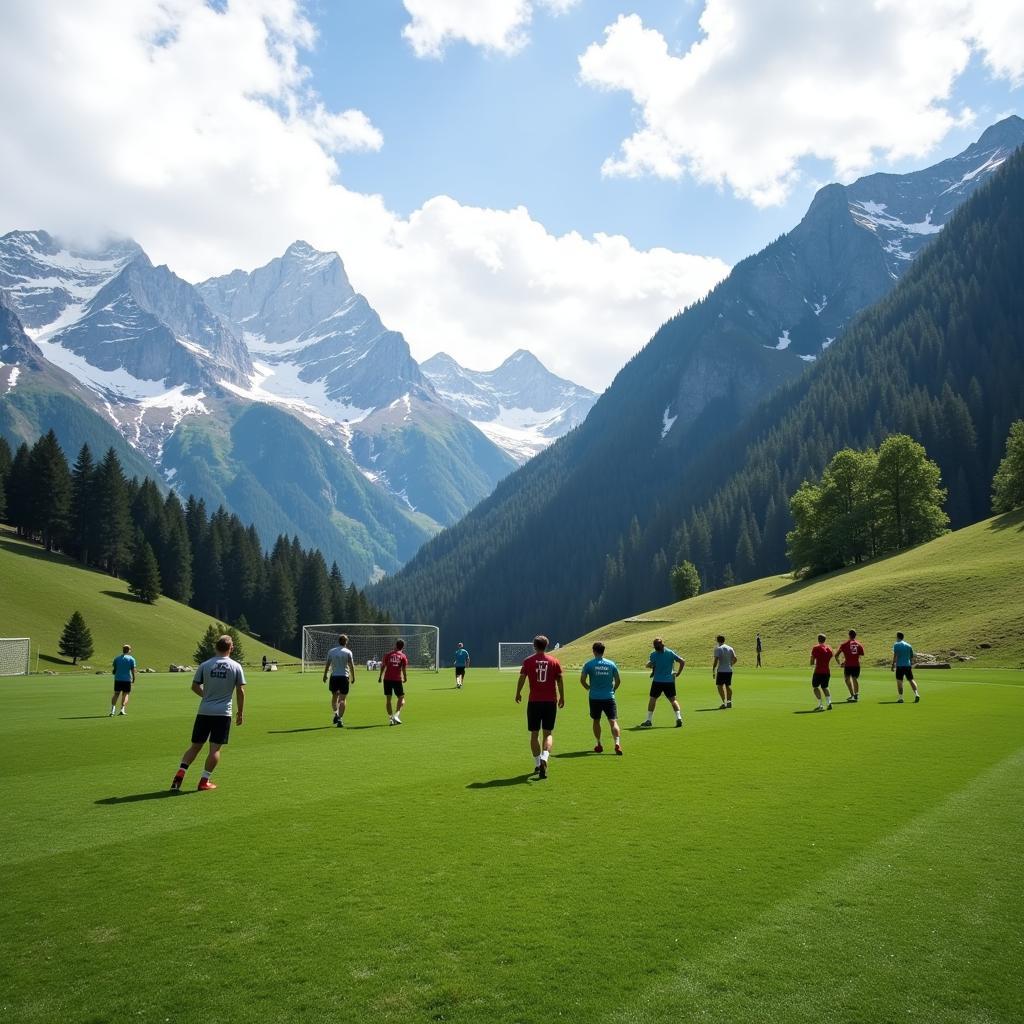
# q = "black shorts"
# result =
<box><xmin>589</xmin><ymin>697</ymin><xmax>618</xmax><ymax>721</ymax></box>
<box><xmin>113</xmin><ymin>680</ymin><xmax>133</xmax><ymax>693</ymax></box>
<box><xmin>191</xmin><ymin>714</ymin><xmax>231</xmax><ymax>746</ymax></box>
<box><xmin>715</xmin><ymin>672</ymin><xmax>733</xmax><ymax>686</ymax></box>
<box><xmin>328</xmin><ymin>675</ymin><xmax>350</xmax><ymax>694</ymax></box>
<box><xmin>895</xmin><ymin>666</ymin><xmax>914</xmax><ymax>681</ymax></box>
<box><xmin>527</xmin><ymin>701</ymin><xmax>557</xmax><ymax>732</ymax></box>
<box><xmin>383</xmin><ymin>680</ymin><xmax>405</xmax><ymax>697</ymax></box>
<box><xmin>455</xmin><ymin>666</ymin><xmax>466</xmax><ymax>678</ymax></box>
<box><xmin>844</xmin><ymin>665</ymin><xmax>861</xmax><ymax>678</ymax></box>
<box><xmin>650</xmin><ymin>681</ymin><xmax>677</xmax><ymax>699</ymax></box>
<box><xmin>812</xmin><ymin>673</ymin><xmax>831</xmax><ymax>689</ymax></box>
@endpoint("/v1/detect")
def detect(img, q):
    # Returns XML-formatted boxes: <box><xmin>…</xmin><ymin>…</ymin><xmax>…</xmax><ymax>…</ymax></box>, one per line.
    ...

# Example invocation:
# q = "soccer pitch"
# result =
<box><xmin>2</xmin><ymin>666</ymin><xmax>1022</xmax><ymax>1024</ymax></box>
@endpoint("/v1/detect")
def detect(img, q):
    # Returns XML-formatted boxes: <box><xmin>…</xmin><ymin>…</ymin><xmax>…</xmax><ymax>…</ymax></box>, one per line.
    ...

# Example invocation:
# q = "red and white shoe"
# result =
<box><xmin>197</xmin><ymin>778</ymin><xmax>218</xmax><ymax>791</ymax></box>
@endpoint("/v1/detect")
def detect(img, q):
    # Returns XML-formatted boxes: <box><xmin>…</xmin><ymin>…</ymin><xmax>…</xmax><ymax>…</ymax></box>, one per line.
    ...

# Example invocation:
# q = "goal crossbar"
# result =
<box><xmin>302</xmin><ymin>624</ymin><xmax>439</xmax><ymax>673</ymax></box>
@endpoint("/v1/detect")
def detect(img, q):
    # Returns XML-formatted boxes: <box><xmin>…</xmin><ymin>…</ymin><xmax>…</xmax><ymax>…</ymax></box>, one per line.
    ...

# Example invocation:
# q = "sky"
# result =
<box><xmin>1</xmin><ymin>0</ymin><xmax>1022</xmax><ymax>391</ymax></box>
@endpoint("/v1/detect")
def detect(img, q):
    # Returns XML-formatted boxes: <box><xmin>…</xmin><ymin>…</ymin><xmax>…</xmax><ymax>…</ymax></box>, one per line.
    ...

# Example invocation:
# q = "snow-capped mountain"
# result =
<box><xmin>421</xmin><ymin>350</ymin><xmax>597</xmax><ymax>462</ymax></box>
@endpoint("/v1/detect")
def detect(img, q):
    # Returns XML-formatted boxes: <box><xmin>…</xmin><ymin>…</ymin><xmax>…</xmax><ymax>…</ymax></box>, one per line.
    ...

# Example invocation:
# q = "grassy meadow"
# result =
<box><xmin>1</xmin><ymin>663</ymin><xmax>1021</xmax><ymax>1023</ymax></box>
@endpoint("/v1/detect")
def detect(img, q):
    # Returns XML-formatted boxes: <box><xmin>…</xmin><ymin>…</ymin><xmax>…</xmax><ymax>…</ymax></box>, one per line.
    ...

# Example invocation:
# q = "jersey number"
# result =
<box><xmin>535</xmin><ymin>662</ymin><xmax>549</xmax><ymax>683</ymax></box>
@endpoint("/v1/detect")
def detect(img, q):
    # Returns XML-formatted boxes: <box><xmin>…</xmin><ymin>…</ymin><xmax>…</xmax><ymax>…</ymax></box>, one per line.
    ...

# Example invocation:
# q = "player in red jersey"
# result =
<box><xmin>836</xmin><ymin>629</ymin><xmax>865</xmax><ymax>703</ymax></box>
<box><xmin>514</xmin><ymin>635</ymin><xmax>565</xmax><ymax>779</ymax></box>
<box><xmin>378</xmin><ymin>639</ymin><xmax>409</xmax><ymax>725</ymax></box>
<box><xmin>809</xmin><ymin>633</ymin><xmax>833</xmax><ymax>712</ymax></box>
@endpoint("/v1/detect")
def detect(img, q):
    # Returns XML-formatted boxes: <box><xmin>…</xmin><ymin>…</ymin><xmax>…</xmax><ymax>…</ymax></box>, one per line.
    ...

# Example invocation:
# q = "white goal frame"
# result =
<box><xmin>301</xmin><ymin>624</ymin><xmax>440</xmax><ymax>673</ymax></box>
<box><xmin>0</xmin><ymin>638</ymin><xmax>31</xmax><ymax>676</ymax></box>
<box><xmin>498</xmin><ymin>642</ymin><xmax>536</xmax><ymax>671</ymax></box>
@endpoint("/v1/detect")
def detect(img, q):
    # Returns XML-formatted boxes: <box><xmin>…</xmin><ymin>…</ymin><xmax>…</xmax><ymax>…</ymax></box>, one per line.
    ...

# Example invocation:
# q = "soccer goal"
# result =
<box><xmin>302</xmin><ymin>624</ymin><xmax>439</xmax><ymax>673</ymax></box>
<box><xmin>0</xmin><ymin>638</ymin><xmax>31</xmax><ymax>676</ymax></box>
<box><xmin>498</xmin><ymin>642</ymin><xmax>536</xmax><ymax>671</ymax></box>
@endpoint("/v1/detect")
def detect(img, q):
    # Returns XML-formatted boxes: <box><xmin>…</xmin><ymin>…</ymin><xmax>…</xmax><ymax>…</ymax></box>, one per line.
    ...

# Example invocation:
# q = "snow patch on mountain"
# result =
<box><xmin>661</xmin><ymin>405</ymin><xmax>678</xmax><ymax>439</ymax></box>
<box><xmin>765</xmin><ymin>330</ymin><xmax>792</xmax><ymax>351</ymax></box>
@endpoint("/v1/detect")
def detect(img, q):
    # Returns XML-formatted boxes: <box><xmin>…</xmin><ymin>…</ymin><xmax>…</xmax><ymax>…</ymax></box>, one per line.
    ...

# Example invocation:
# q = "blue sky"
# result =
<box><xmin>1</xmin><ymin>1</ymin><xmax>1021</xmax><ymax>389</ymax></box>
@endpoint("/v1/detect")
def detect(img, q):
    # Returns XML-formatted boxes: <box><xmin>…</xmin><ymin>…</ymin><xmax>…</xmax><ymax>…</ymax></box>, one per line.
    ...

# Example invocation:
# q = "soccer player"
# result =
<box><xmin>712</xmin><ymin>635</ymin><xmax>737</xmax><ymax>708</ymax></box>
<box><xmin>836</xmin><ymin>629</ymin><xmax>865</xmax><ymax>702</ymax></box>
<box><xmin>515</xmin><ymin>635</ymin><xmax>565</xmax><ymax>778</ymax></box>
<box><xmin>809</xmin><ymin>634</ymin><xmax>834</xmax><ymax>711</ymax></box>
<box><xmin>580</xmin><ymin>641</ymin><xmax>622</xmax><ymax>755</ymax></box>
<box><xmin>170</xmin><ymin>634</ymin><xmax>245</xmax><ymax>792</ymax></box>
<box><xmin>640</xmin><ymin>637</ymin><xmax>685</xmax><ymax>728</ymax></box>
<box><xmin>322</xmin><ymin>633</ymin><xmax>356</xmax><ymax>727</ymax></box>
<box><xmin>890</xmin><ymin>632</ymin><xmax>921</xmax><ymax>703</ymax></box>
<box><xmin>453</xmin><ymin>642</ymin><xmax>471</xmax><ymax>689</ymax></box>
<box><xmin>756</xmin><ymin>633</ymin><xmax>763</xmax><ymax>668</ymax></box>
<box><xmin>110</xmin><ymin>644</ymin><xmax>136</xmax><ymax>716</ymax></box>
<box><xmin>378</xmin><ymin>639</ymin><xmax>408</xmax><ymax>725</ymax></box>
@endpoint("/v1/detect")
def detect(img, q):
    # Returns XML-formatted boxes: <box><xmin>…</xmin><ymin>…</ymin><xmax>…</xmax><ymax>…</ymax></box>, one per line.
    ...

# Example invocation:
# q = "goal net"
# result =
<box><xmin>0</xmin><ymin>638</ymin><xmax>30</xmax><ymax>676</ymax></box>
<box><xmin>498</xmin><ymin>642</ymin><xmax>536</xmax><ymax>671</ymax></box>
<box><xmin>302</xmin><ymin>624</ymin><xmax>439</xmax><ymax>673</ymax></box>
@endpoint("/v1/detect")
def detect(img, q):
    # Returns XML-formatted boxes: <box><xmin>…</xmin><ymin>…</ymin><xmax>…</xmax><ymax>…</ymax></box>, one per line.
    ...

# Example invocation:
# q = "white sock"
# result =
<box><xmin>201</xmin><ymin>770</ymin><xmax>211</xmax><ymax>781</ymax></box>
<box><xmin>644</xmin><ymin>711</ymin><xmax>653</xmax><ymax>723</ymax></box>
<box><xmin>675</xmin><ymin>709</ymin><xmax>682</xmax><ymax>720</ymax></box>
<box><xmin>540</xmin><ymin>751</ymin><xmax>549</xmax><ymax>763</ymax></box>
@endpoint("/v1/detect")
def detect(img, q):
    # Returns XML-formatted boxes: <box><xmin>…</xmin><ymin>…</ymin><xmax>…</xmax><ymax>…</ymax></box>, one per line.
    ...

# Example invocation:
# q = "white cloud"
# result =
<box><xmin>0</xmin><ymin>0</ymin><xmax>726</xmax><ymax>392</ymax></box>
<box><xmin>402</xmin><ymin>0</ymin><xmax>580</xmax><ymax>59</ymax></box>
<box><xmin>579</xmin><ymin>0</ymin><xmax>1024</xmax><ymax>206</ymax></box>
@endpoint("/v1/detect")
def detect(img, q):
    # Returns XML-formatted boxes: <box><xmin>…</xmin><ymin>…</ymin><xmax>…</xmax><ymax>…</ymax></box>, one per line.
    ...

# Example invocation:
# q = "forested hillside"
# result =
<box><xmin>373</xmin><ymin>146</ymin><xmax>1024</xmax><ymax>653</ymax></box>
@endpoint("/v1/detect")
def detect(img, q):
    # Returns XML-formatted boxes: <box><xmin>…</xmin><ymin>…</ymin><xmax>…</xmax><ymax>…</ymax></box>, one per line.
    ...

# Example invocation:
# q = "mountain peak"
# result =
<box><xmin>975</xmin><ymin>114</ymin><xmax>1024</xmax><ymax>151</ymax></box>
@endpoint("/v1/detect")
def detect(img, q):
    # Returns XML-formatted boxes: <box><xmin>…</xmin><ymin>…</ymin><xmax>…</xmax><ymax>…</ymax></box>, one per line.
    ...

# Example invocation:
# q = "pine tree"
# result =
<box><xmin>28</xmin><ymin>430</ymin><xmax>71</xmax><ymax>550</ymax></box>
<box><xmin>296</xmin><ymin>550</ymin><xmax>332</xmax><ymax>647</ymax></box>
<box><xmin>268</xmin><ymin>562</ymin><xmax>298</xmax><ymax>652</ymax></box>
<box><xmin>328</xmin><ymin>562</ymin><xmax>347</xmax><ymax>621</ymax></box>
<box><xmin>0</xmin><ymin>436</ymin><xmax>11</xmax><ymax>520</ymax></box>
<box><xmin>69</xmin><ymin>444</ymin><xmax>97</xmax><ymax>564</ymax></box>
<box><xmin>58</xmin><ymin>610</ymin><xmax>94</xmax><ymax>665</ymax></box>
<box><xmin>992</xmin><ymin>420</ymin><xmax>1024</xmax><ymax>513</ymax></box>
<box><xmin>94</xmin><ymin>448</ymin><xmax>131</xmax><ymax>576</ymax></box>
<box><xmin>194</xmin><ymin>623</ymin><xmax>221</xmax><ymax>663</ymax></box>
<box><xmin>128</xmin><ymin>535</ymin><xmax>162</xmax><ymax>603</ymax></box>
<box><xmin>6</xmin><ymin>443</ymin><xmax>32</xmax><ymax>537</ymax></box>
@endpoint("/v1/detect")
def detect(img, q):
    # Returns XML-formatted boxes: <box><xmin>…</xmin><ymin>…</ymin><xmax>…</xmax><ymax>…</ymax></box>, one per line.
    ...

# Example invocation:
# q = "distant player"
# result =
<box><xmin>809</xmin><ymin>634</ymin><xmax>834</xmax><ymax>711</ymax></box>
<box><xmin>890</xmin><ymin>632</ymin><xmax>920</xmax><ymax>703</ymax></box>
<box><xmin>712</xmin><ymin>635</ymin><xmax>737</xmax><ymax>708</ymax></box>
<box><xmin>110</xmin><ymin>644</ymin><xmax>136</xmax><ymax>716</ymax></box>
<box><xmin>378</xmin><ymin>639</ymin><xmax>408</xmax><ymax>725</ymax></box>
<box><xmin>836</xmin><ymin>629</ymin><xmax>865</xmax><ymax>703</ymax></box>
<box><xmin>322</xmin><ymin>633</ymin><xmax>356</xmax><ymax>727</ymax></box>
<box><xmin>170</xmin><ymin>634</ymin><xmax>245</xmax><ymax>792</ymax></box>
<box><xmin>515</xmin><ymin>635</ymin><xmax>565</xmax><ymax>778</ymax></box>
<box><xmin>580</xmin><ymin>641</ymin><xmax>622</xmax><ymax>755</ymax></box>
<box><xmin>756</xmin><ymin>633</ymin><xmax>763</xmax><ymax>668</ymax></box>
<box><xmin>453</xmin><ymin>642</ymin><xmax>471</xmax><ymax>689</ymax></box>
<box><xmin>640</xmin><ymin>637</ymin><xmax>684</xmax><ymax>728</ymax></box>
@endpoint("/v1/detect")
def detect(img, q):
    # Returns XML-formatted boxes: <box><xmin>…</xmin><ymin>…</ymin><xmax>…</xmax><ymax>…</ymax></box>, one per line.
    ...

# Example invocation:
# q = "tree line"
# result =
<box><xmin>0</xmin><ymin>433</ymin><xmax>388</xmax><ymax>655</ymax></box>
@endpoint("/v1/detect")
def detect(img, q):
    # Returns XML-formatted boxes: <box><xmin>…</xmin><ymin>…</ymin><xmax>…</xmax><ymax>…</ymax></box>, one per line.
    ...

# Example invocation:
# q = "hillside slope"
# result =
<box><xmin>0</xmin><ymin>527</ymin><xmax>291</xmax><ymax>672</ymax></box>
<box><xmin>553</xmin><ymin>512</ymin><xmax>1024</xmax><ymax>670</ymax></box>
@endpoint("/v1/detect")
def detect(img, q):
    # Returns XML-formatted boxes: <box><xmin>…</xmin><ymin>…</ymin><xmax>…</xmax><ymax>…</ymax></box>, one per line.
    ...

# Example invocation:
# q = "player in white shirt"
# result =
<box><xmin>323</xmin><ymin>634</ymin><xmax>356</xmax><ymax>727</ymax></box>
<box><xmin>712</xmin><ymin>634</ymin><xmax>738</xmax><ymax>709</ymax></box>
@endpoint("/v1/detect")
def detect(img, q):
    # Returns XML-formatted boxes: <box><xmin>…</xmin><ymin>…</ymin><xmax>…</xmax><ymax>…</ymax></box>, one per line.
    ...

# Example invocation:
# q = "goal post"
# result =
<box><xmin>302</xmin><ymin>624</ymin><xmax>439</xmax><ymax>673</ymax></box>
<box><xmin>498</xmin><ymin>642</ymin><xmax>536</xmax><ymax>671</ymax></box>
<box><xmin>0</xmin><ymin>638</ymin><xmax>31</xmax><ymax>676</ymax></box>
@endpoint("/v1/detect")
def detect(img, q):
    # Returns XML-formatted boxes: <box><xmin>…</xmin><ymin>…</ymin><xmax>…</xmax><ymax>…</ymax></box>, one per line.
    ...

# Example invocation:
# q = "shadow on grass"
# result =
<box><xmin>100</xmin><ymin>590</ymin><xmax>142</xmax><ymax>603</ymax></box>
<box><xmin>987</xmin><ymin>509</ymin><xmax>1024</xmax><ymax>532</ymax></box>
<box><xmin>694</xmin><ymin>707</ymin><xmax>725</xmax><ymax>713</ymax></box>
<box><xmin>466</xmin><ymin>773</ymin><xmax>534</xmax><ymax>789</ymax></box>
<box><xmin>878</xmin><ymin>700</ymin><xmax>905</xmax><ymax>704</ymax></box>
<box><xmin>553</xmin><ymin>750</ymin><xmax>597</xmax><ymax>759</ymax></box>
<box><xmin>341</xmin><ymin>724</ymin><xmax>386</xmax><ymax>731</ymax></box>
<box><xmin>267</xmin><ymin>726</ymin><xmax>335</xmax><ymax>733</ymax></box>
<box><xmin>60</xmin><ymin>715</ymin><xmax>111</xmax><ymax>720</ymax></box>
<box><xmin>793</xmin><ymin>709</ymin><xmax>828</xmax><ymax>715</ymax></box>
<box><xmin>96</xmin><ymin>790</ymin><xmax>189</xmax><ymax>805</ymax></box>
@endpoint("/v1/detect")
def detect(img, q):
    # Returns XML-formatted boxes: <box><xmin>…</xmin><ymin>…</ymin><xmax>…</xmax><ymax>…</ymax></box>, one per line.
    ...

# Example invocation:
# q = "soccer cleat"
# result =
<box><xmin>639</xmin><ymin>720</ymin><xmax>653</xmax><ymax>728</ymax></box>
<box><xmin>119</xmin><ymin>708</ymin><xmax>126</xmax><ymax>715</ymax></box>
<box><xmin>726</xmin><ymin>701</ymin><xmax>732</xmax><ymax>708</ymax></box>
<box><xmin>826</xmin><ymin>703</ymin><xmax>833</xmax><ymax>711</ymax></box>
<box><xmin>719</xmin><ymin>702</ymin><xmax>728</xmax><ymax>709</ymax></box>
<box><xmin>538</xmin><ymin>761</ymin><xmax>547</xmax><ymax>779</ymax></box>
<box><xmin>846</xmin><ymin>696</ymin><xmax>856</xmax><ymax>703</ymax></box>
<box><xmin>336</xmin><ymin>719</ymin><xmax>344</xmax><ymax>728</ymax></box>
<box><xmin>392</xmin><ymin>717</ymin><xmax>402</xmax><ymax>725</ymax></box>
<box><xmin>675</xmin><ymin>718</ymin><xmax>683</xmax><ymax>728</ymax></box>
<box><xmin>914</xmin><ymin>694</ymin><xmax>921</xmax><ymax>703</ymax></box>
<box><xmin>170</xmin><ymin>775</ymin><xmax>183</xmax><ymax>791</ymax></box>
<box><xmin>614</xmin><ymin>744</ymin><xmax>623</xmax><ymax>756</ymax></box>
<box><xmin>109</xmin><ymin>708</ymin><xmax>116</xmax><ymax>716</ymax></box>
<box><xmin>332</xmin><ymin>712</ymin><xmax>340</xmax><ymax>725</ymax></box>
<box><xmin>897</xmin><ymin>697</ymin><xmax>904</xmax><ymax>703</ymax></box>
<box><xmin>197</xmin><ymin>779</ymin><xmax>217</xmax><ymax>791</ymax></box>
<box><xmin>813</xmin><ymin>706</ymin><xmax>824</xmax><ymax>712</ymax></box>
<box><xmin>594</xmin><ymin>744</ymin><xmax>603</xmax><ymax>753</ymax></box>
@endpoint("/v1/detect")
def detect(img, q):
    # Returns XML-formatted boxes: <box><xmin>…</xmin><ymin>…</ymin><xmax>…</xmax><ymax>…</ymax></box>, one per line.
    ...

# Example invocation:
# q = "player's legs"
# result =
<box><xmin>717</xmin><ymin>680</ymin><xmax>727</xmax><ymax>703</ymax></box>
<box><xmin>592</xmin><ymin>717</ymin><xmax>602</xmax><ymax>744</ymax></box>
<box><xmin>203</xmin><ymin>742</ymin><xmax>222</xmax><ymax>773</ymax></box>
<box><xmin>171</xmin><ymin>739</ymin><xmax>204</xmax><ymax>789</ymax></box>
<box><xmin>530</xmin><ymin>730</ymin><xmax>541</xmax><ymax>758</ymax></box>
<box><xmin>609</xmin><ymin>713</ymin><xmax>622</xmax><ymax>752</ymax></box>
<box><xmin>110</xmin><ymin>688</ymin><xmax>118</xmax><ymax>714</ymax></box>
<box><xmin>542</xmin><ymin>729</ymin><xmax>554</xmax><ymax>754</ymax></box>
<box><xmin>337</xmin><ymin>693</ymin><xmax>347</xmax><ymax>721</ymax></box>
<box><xmin>844</xmin><ymin>670</ymin><xmax>856</xmax><ymax>698</ymax></box>
<box><xmin>386</xmin><ymin>694</ymin><xmax>394</xmax><ymax>720</ymax></box>
<box><xmin>756</xmin><ymin>652</ymin><xmax>762</xmax><ymax>667</ymax></box>
<box><xmin>670</xmin><ymin>696</ymin><xmax>682</xmax><ymax>724</ymax></box>
<box><xmin>394</xmin><ymin>693</ymin><xmax>406</xmax><ymax>721</ymax></box>
<box><xmin>907</xmin><ymin>669</ymin><xmax>919</xmax><ymax>700</ymax></box>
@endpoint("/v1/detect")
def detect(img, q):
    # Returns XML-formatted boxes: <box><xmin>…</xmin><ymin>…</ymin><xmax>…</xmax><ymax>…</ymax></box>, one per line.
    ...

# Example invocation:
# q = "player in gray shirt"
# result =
<box><xmin>712</xmin><ymin>634</ymin><xmax>737</xmax><ymax>709</ymax></box>
<box><xmin>170</xmin><ymin>634</ymin><xmax>246</xmax><ymax>792</ymax></box>
<box><xmin>322</xmin><ymin>634</ymin><xmax>356</xmax><ymax>727</ymax></box>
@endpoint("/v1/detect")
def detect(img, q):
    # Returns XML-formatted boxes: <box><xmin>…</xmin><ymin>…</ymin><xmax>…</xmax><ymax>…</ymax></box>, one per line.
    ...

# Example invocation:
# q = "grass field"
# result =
<box><xmin>0</xmin><ymin>527</ymin><xmax>291</xmax><ymax>673</ymax></box>
<box><xmin>1</xmin><ymin>664</ymin><xmax>1022</xmax><ymax>1023</ymax></box>
<box><xmin>556</xmin><ymin>511</ymin><xmax>1024</xmax><ymax>670</ymax></box>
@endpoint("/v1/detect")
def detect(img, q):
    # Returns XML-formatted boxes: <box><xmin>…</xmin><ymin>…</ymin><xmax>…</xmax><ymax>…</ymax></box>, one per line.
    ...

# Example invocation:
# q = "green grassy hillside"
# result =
<box><xmin>555</xmin><ymin>511</ymin><xmax>1024</xmax><ymax>670</ymax></box>
<box><xmin>0</xmin><ymin>527</ymin><xmax>291</xmax><ymax>673</ymax></box>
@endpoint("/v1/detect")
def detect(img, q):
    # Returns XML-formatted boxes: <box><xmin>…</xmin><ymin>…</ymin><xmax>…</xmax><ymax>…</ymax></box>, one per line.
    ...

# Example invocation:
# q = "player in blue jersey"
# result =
<box><xmin>110</xmin><ymin>644</ymin><xmax>137</xmax><ymax>716</ymax></box>
<box><xmin>640</xmin><ymin>637</ymin><xmax>685</xmax><ymax>728</ymax></box>
<box><xmin>890</xmin><ymin>632</ymin><xmax>920</xmax><ymax>703</ymax></box>
<box><xmin>580</xmin><ymin>641</ymin><xmax>623</xmax><ymax>755</ymax></box>
<box><xmin>453</xmin><ymin>642</ymin><xmax>471</xmax><ymax>689</ymax></box>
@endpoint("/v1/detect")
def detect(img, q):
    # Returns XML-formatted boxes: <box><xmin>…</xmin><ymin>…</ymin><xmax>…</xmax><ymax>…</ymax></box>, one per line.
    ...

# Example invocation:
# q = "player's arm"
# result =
<box><xmin>515</xmin><ymin>672</ymin><xmax>527</xmax><ymax>703</ymax></box>
<box><xmin>556</xmin><ymin>672</ymin><xmax>565</xmax><ymax>708</ymax></box>
<box><xmin>130</xmin><ymin>662</ymin><xmax>136</xmax><ymax>684</ymax></box>
<box><xmin>835</xmin><ymin>648</ymin><xmax>844</xmax><ymax>666</ymax></box>
<box><xmin>191</xmin><ymin>672</ymin><xmax>204</xmax><ymax>698</ymax></box>
<box><xmin>348</xmin><ymin>652</ymin><xmax>356</xmax><ymax>683</ymax></box>
<box><xmin>731</xmin><ymin>651</ymin><xmax>738</xmax><ymax>667</ymax></box>
<box><xmin>401</xmin><ymin>658</ymin><xmax>407</xmax><ymax>683</ymax></box>
<box><xmin>322</xmin><ymin>658</ymin><xmax>331</xmax><ymax>683</ymax></box>
<box><xmin>579</xmin><ymin>667</ymin><xmax>590</xmax><ymax>691</ymax></box>
<box><xmin>674</xmin><ymin>654</ymin><xmax>685</xmax><ymax>677</ymax></box>
<box><xmin>712</xmin><ymin>654</ymin><xmax>719</xmax><ymax>676</ymax></box>
<box><xmin>235</xmin><ymin>682</ymin><xmax>245</xmax><ymax>725</ymax></box>
<box><xmin>890</xmin><ymin>648</ymin><xmax>896</xmax><ymax>670</ymax></box>
<box><xmin>612</xmin><ymin>667</ymin><xmax>621</xmax><ymax>692</ymax></box>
